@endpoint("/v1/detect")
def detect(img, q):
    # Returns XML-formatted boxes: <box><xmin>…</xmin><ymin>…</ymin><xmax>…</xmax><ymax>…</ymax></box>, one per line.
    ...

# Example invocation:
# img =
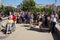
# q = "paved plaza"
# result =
<box><xmin>0</xmin><ymin>19</ymin><xmax>60</xmax><ymax>40</ymax></box>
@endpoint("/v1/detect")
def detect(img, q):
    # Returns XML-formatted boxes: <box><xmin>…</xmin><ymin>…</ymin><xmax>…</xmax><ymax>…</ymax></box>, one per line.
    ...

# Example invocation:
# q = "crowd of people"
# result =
<box><xmin>0</xmin><ymin>11</ymin><xmax>59</xmax><ymax>34</ymax></box>
<box><xmin>16</xmin><ymin>11</ymin><xmax>58</xmax><ymax>33</ymax></box>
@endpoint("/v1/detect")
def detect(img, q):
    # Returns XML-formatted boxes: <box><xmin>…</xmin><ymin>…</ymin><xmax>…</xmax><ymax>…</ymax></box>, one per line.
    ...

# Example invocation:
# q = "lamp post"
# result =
<box><xmin>54</xmin><ymin>0</ymin><xmax>57</xmax><ymax>13</ymax></box>
<box><xmin>0</xmin><ymin>0</ymin><xmax>2</xmax><ymax>7</ymax></box>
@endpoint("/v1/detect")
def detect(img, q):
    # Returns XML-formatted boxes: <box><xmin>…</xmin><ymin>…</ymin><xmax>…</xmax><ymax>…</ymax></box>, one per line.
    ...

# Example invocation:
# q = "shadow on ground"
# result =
<box><xmin>24</xmin><ymin>25</ymin><xmax>30</xmax><ymax>27</ymax></box>
<box><xmin>1</xmin><ymin>29</ymin><xmax>6</xmax><ymax>34</ymax></box>
<box><xmin>0</xmin><ymin>29</ymin><xmax>9</xmax><ymax>40</ymax></box>
<box><xmin>51</xmin><ymin>32</ymin><xmax>60</xmax><ymax>40</ymax></box>
<box><xmin>25</xmin><ymin>27</ymin><xmax>50</xmax><ymax>33</ymax></box>
<box><xmin>24</xmin><ymin>25</ymin><xmax>60</xmax><ymax>40</ymax></box>
<box><xmin>26</xmin><ymin>27</ymin><xmax>60</xmax><ymax>40</ymax></box>
<box><xmin>0</xmin><ymin>35</ymin><xmax>8</xmax><ymax>39</ymax></box>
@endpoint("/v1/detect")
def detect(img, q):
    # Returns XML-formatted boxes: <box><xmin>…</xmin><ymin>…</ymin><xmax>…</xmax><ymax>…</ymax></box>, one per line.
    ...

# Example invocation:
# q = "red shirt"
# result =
<box><xmin>13</xmin><ymin>15</ymin><xmax>16</xmax><ymax>21</ymax></box>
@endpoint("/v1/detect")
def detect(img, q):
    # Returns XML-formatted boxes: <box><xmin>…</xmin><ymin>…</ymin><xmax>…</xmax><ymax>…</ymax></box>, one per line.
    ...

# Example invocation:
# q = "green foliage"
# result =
<box><xmin>0</xmin><ymin>5</ymin><xmax>13</xmax><ymax>16</ymax></box>
<box><xmin>45</xmin><ymin>8</ymin><xmax>52</xmax><ymax>15</ymax></box>
<box><xmin>4</xmin><ymin>6</ymin><xmax>13</xmax><ymax>16</ymax></box>
<box><xmin>29</xmin><ymin>8</ymin><xmax>41</xmax><ymax>12</ymax></box>
<box><xmin>29</xmin><ymin>8</ymin><xmax>52</xmax><ymax>15</ymax></box>
<box><xmin>22</xmin><ymin>0</ymin><xmax>35</xmax><ymax>11</ymax></box>
<box><xmin>21</xmin><ymin>0</ymin><xmax>52</xmax><ymax>15</ymax></box>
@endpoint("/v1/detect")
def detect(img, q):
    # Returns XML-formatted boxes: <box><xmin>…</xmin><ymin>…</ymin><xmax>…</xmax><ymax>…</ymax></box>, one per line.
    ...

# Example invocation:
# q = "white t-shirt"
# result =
<box><xmin>51</xmin><ymin>14</ymin><xmax>56</xmax><ymax>22</ymax></box>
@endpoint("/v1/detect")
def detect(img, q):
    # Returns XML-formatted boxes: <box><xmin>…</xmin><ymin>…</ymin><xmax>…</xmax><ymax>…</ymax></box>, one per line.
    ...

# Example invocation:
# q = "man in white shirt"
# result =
<box><xmin>50</xmin><ymin>12</ymin><xmax>57</xmax><ymax>33</ymax></box>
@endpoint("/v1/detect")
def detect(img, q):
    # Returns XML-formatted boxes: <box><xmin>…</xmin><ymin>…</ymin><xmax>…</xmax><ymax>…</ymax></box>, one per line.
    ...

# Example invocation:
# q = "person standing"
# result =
<box><xmin>6</xmin><ymin>16</ymin><xmax>13</xmax><ymax>34</ymax></box>
<box><xmin>39</xmin><ymin>12</ymin><xmax>43</xmax><ymax>29</ymax></box>
<box><xmin>41</xmin><ymin>12</ymin><xmax>45</xmax><ymax>27</ymax></box>
<box><xmin>17</xmin><ymin>12</ymin><xmax>20</xmax><ymax>23</ymax></box>
<box><xmin>24</xmin><ymin>12</ymin><xmax>28</xmax><ymax>24</ymax></box>
<box><xmin>33</xmin><ymin>12</ymin><xmax>38</xmax><ymax>24</ymax></box>
<box><xmin>44</xmin><ymin>12</ymin><xmax>48</xmax><ymax>27</ymax></box>
<box><xmin>30</xmin><ymin>13</ymin><xmax>34</xmax><ymax>28</ymax></box>
<box><xmin>6</xmin><ymin>12</ymin><xmax>13</xmax><ymax>34</ymax></box>
<box><xmin>12</xmin><ymin>12</ymin><xmax>17</xmax><ymax>32</ymax></box>
<box><xmin>20</xmin><ymin>11</ymin><xmax>25</xmax><ymax>23</ymax></box>
<box><xmin>27</xmin><ymin>12</ymin><xmax>31</xmax><ymax>24</ymax></box>
<box><xmin>50</xmin><ymin>11</ymin><xmax>57</xmax><ymax>33</ymax></box>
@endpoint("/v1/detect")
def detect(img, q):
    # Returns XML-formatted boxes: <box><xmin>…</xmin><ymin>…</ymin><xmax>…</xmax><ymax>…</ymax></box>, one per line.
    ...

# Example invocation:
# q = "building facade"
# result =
<box><xmin>57</xmin><ymin>6</ymin><xmax>60</xmax><ymax>11</ymax></box>
<box><xmin>35</xmin><ymin>4</ymin><xmax>46</xmax><ymax>8</ymax></box>
<box><xmin>36</xmin><ymin>4</ymin><xmax>55</xmax><ymax>9</ymax></box>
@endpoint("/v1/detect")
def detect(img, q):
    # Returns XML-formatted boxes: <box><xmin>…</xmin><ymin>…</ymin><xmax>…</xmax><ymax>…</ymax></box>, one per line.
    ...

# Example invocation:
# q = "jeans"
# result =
<box><xmin>6</xmin><ymin>23</ymin><xmax>12</xmax><ymax>33</ymax></box>
<box><xmin>51</xmin><ymin>22</ymin><xmax>56</xmax><ymax>32</ymax></box>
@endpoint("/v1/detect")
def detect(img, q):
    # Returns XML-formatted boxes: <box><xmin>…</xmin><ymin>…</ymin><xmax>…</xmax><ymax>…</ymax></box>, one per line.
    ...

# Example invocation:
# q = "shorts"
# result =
<box><xmin>30</xmin><ymin>19</ymin><xmax>33</xmax><ymax>23</ymax></box>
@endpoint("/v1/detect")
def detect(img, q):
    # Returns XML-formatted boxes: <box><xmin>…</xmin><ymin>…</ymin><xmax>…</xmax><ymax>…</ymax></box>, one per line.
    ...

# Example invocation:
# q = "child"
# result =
<box><xmin>6</xmin><ymin>17</ymin><xmax>13</xmax><ymax>34</ymax></box>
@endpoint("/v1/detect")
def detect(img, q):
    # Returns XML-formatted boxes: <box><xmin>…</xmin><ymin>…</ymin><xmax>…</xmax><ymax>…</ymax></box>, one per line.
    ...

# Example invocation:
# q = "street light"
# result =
<box><xmin>54</xmin><ymin>0</ymin><xmax>57</xmax><ymax>13</ymax></box>
<box><xmin>0</xmin><ymin>0</ymin><xmax>2</xmax><ymax>7</ymax></box>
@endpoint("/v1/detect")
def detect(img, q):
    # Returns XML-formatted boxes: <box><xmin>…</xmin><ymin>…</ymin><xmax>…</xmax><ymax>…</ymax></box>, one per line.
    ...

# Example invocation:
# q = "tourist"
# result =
<box><xmin>5</xmin><ymin>12</ymin><xmax>13</xmax><ymax>34</ymax></box>
<box><xmin>39</xmin><ymin>12</ymin><xmax>43</xmax><ymax>29</ymax></box>
<box><xmin>30</xmin><ymin>13</ymin><xmax>34</xmax><ymax>28</ymax></box>
<box><xmin>33</xmin><ymin>12</ymin><xmax>38</xmax><ymax>25</ymax></box>
<box><xmin>20</xmin><ymin>11</ymin><xmax>25</xmax><ymax>23</ymax></box>
<box><xmin>41</xmin><ymin>12</ymin><xmax>45</xmax><ymax>27</ymax></box>
<box><xmin>6</xmin><ymin>16</ymin><xmax>13</xmax><ymax>34</ymax></box>
<box><xmin>50</xmin><ymin>11</ymin><xmax>57</xmax><ymax>33</ymax></box>
<box><xmin>44</xmin><ymin>12</ymin><xmax>48</xmax><ymax>27</ymax></box>
<box><xmin>27</xmin><ymin>12</ymin><xmax>31</xmax><ymax>24</ymax></box>
<box><xmin>36</xmin><ymin>12</ymin><xmax>40</xmax><ymax>25</ymax></box>
<box><xmin>17</xmin><ymin>12</ymin><xmax>20</xmax><ymax>23</ymax></box>
<box><xmin>24</xmin><ymin>12</ymin><xmax>28</xmax><ymax>24</ymax></box>
<box><xmin>12</xmin><ymin>12</ymin><xmax>17</xmax><ymax>32</ymax></box>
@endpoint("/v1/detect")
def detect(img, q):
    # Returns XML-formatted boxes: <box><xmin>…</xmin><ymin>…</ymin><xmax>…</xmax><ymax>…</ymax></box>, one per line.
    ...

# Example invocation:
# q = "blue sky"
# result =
<box><xmin>2</xmin><ymin>0</ymin><xmax>60</xmax><ymax>7</ymax></box>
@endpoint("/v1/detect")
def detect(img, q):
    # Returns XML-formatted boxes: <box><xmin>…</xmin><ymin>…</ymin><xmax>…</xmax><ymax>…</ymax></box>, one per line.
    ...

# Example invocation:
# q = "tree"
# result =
<box><xmin>22</xmin><ymin>0</ymin><xmax>35</xmax><ymax>11</ymax></box>
<box><xmin>45</xmin><ymin>8</ymin><xmax>52</xmax><ymax>15</ymax></box>
<box><xmin>4</xmin><ymin>6</ymin><xmax>13</xmax><ymax>16</ymax></box>
<box><xmin>0</xmin><ymin>5</ymin><xmax>13</xmax><ymax>16</ymax></box>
